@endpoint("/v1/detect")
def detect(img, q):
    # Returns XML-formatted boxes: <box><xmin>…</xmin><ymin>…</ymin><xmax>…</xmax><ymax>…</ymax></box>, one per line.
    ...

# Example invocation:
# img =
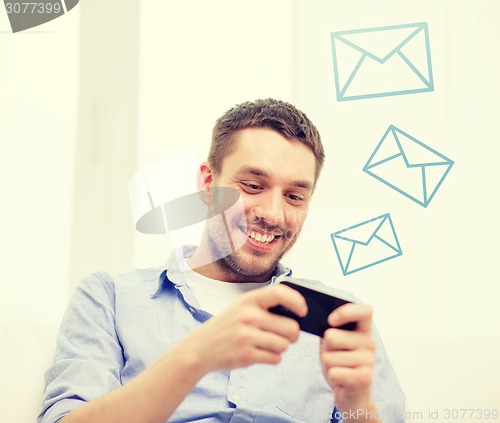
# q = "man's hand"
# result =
<box><xmin>320</xmin><ymin>303</ymin><xmax>380</xmax><ymax>422</ymax></box>
<box><xmin>179</xmin><ymin>284</ymin><xmax>308</xmax><ymax>374</ymax></box>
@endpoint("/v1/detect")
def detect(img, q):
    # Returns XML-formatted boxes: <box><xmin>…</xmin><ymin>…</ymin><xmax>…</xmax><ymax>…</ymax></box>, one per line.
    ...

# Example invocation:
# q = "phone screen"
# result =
<box><xmin>269</xmin><ymin>281</ymin><xmax>356</xmax><ymax>337</ymax></box>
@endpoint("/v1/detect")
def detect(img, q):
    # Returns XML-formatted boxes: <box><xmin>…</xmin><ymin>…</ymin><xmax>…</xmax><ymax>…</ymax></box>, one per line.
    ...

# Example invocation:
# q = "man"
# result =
<box><xmin>38</xmin><ymin>99</ymin><xmax>405</xmax><ymax>423</ymax></box>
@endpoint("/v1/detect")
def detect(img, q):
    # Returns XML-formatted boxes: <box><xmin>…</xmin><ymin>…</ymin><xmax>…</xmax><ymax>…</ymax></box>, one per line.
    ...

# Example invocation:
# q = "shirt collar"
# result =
<box><xmin>151</xmin><ymin>245</ymin><xmax>292</xmax><ymax>298</ymax></box>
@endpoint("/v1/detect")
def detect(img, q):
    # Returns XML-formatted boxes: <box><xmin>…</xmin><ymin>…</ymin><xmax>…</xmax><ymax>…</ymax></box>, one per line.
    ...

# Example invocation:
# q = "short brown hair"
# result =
<box><xmin>209</xmin><ymin>98</ymin><xmax>325</xmax><ymax>182</ymax></box>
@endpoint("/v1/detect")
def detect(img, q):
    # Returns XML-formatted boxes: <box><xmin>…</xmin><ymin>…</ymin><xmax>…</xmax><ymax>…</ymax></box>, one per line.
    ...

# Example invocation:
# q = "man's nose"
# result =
<box><xmin>253</xmin><ymin>190</ymin><xmax>285</xmax><ymax>226</ymax></box>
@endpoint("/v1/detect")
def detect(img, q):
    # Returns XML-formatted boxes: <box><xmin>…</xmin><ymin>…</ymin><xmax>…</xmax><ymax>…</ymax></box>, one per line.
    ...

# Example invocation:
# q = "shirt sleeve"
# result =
<box><xmin>37</xmin><ymin>272</ymin><xmax>124</xmax><ymax>423</ymax></box>
<box><xmin>371</xmin><ymin>325</ymin><xmax>406</xmax><ymax>423</ymax></box>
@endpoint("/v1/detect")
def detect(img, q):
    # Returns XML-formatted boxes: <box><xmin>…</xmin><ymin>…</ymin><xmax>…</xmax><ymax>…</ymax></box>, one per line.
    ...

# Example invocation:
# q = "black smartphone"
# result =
<box><xmin>269</xmin><ymin>276</ymin><xmax>357</xmax><ymax>337</ymax></box>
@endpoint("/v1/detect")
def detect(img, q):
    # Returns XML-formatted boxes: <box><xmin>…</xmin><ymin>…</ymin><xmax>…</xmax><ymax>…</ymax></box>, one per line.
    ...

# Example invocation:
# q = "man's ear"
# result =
<box><xmin>197</xmin><ymin>161</ymin><xmax>214</xmax><ymax>205</ymax></box>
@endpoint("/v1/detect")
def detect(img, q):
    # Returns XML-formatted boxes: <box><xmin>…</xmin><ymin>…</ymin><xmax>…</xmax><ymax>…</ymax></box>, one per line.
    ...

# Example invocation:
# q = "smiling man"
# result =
<box><xmin>188</xmin><ymin>125</ymin><xmax>316</xmax><ymax>282</ymax></box>
<box><xmin>38</xmin><ymin>99</ymin><xmax>405</xmax><ymax>423</ymax></box>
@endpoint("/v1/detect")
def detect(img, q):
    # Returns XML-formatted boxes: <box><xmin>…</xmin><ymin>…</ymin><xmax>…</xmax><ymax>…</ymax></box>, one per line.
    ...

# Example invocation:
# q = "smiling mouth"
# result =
<box><xmin>242</xmin><ymin>228</ymin><xmax>282</xmax><ymax>245</ymax></box>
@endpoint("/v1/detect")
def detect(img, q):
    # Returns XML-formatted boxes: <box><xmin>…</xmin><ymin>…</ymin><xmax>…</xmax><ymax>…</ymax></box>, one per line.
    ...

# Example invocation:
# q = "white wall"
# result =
<box><xmin>0</xmin><ymin>7</ymin><xmax>80</xmax><ymax>422</ymax></box>
<box><xmin>0</xmin><ymin>5</ymin><xmax>79</xmax><ymax>329</ymax></box>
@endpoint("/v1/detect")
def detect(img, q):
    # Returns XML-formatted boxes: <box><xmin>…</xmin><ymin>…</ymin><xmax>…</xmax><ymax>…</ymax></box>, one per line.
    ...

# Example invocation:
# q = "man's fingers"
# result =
<box><xmin>258</xmin><ymin>313</ymin><xmax>301</xmax><ymax>343</ymax></box>
<box><xmin>321</xmin><ymin>349</ymin><xmax>375</xmax><ymax>368</ymax></box>
<box><xmin>245</xmin><ymin>348</ymin><xmax>283</xmax><ymax>366</ymax></box>
<box><xmin>234</xmin><ymin>301</ymin><xmax>301</xmax><ymax>342</ymax></box>
<box><xmin>227</xmin><ymin>288</ymin><xmax>303</xmax><ymax>342</ymax></box>
<box><xmin>328</xmin><ymin>303</ymin><xmax>372</xmax><ymax>333</ymax></box>
<box><xmin>253</xmin><ymin>284</ymin><xmax>308</xmax><ymax>318</ymax></box>
<box><xmin>252</xmin><ymin>327</ymin><xmax>293</xmax><ymax>353</ymax></box>
<box><xmin>226</xmin><ymin>325</ymin><xmax>294</xmax><ymax>367</ymax></box>
<box><xmin>322</xmin><ymin>328</ymin><xmax>376</xmax><ymax>351</ymax></box>
<box><xmin>325</xmin><ymin>365</ymin><xmax>374</xmax><ymax>390</ymax></box>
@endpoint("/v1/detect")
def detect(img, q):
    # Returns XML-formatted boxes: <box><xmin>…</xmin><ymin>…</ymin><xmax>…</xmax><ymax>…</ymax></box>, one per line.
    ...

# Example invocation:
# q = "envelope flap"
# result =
<box><xmin>364</xmin><ymin>126</ymin><xmax>402</xmax><ymax>168</ymax></box>
<box><xmin>333</xmin><ymin>216</ymin><xmax>386</xmax><ymax>245</ymax></box>
<box><xmin>394</xmin><ymin>127</ymin><xmax>451</xmax><ymax>166</ymax></box>
<box><xmin>370</xmin><ymin>214</ymin><xmax>401</xmax><ymax>252</ymax></box>
<box><xmin>336</xmin><ymin>24</ymin><xmax>422</xmax><ymax>62</ymax></box>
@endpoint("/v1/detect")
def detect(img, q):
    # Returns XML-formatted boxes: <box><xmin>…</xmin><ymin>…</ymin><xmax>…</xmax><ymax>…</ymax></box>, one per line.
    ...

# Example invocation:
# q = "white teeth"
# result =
<box><xmin>246</xmin><ymin>230</ymin><xmax>275</xmax><ymax>244</ymax></box>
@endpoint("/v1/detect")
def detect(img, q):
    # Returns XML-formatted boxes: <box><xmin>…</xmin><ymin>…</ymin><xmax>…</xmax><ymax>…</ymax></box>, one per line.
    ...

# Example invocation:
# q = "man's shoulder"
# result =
<box><xmin>76</xmin><ymin>266</ymin><xmax>166</xmax><ymax>296</ymax></box>
<box><xmin>116</xmin><ymin>266</ymin><xmax>166</xmax><ymax>284</ymax></box>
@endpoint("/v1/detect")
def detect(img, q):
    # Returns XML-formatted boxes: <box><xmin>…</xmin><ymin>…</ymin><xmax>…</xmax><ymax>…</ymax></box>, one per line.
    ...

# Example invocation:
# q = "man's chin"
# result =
<box><xmin>217</xmin><ymin>253</ymin><xmax>279</xmax><ymax>281</ymax></box>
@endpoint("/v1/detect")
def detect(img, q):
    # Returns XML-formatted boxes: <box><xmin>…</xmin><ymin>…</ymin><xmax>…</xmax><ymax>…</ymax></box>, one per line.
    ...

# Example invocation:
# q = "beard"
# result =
<box><xmin>213</xmin><ymin>242</ymin><xmax>282</xmax><ymax>280</ymax></box>
<box><xmin>200</xmin><ymin>186</ymin><xmax>299</xmax><ymax>281</ymax></box>
<box><xmin>205</xmin><ymin>215</ymin><xmax>298</xmax><ymax>281</ymax></box>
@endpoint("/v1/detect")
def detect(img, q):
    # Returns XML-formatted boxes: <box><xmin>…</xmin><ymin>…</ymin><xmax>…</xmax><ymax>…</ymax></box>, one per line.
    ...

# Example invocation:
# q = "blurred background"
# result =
<box><xmin>1</xmin><ymin>1</ymin><xmax>499</xmax><ymax>422</ymax></box>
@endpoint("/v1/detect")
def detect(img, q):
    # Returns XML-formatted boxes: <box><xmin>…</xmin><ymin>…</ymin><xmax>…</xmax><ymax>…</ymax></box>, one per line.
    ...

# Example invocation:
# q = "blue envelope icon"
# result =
<box><xmin>363</xmin><ymin>125</ymin><xmax>454</xmax><ymax>207</ymax></box>
<box><xmin>331</xmin><ymin>213</ymin><xmax>402</xmax><ymax>276</ymax></box>
<box><xmin>331</xmin><ymin>22</ymin><xmax>433</xmax><ymax>101</ymax></box>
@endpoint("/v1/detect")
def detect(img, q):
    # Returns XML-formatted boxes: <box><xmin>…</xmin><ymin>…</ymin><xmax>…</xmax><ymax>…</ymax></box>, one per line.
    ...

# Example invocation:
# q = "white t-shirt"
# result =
<box><xmin>183</xmin><ymin>266</ymin><xmax>270</xmax><ymax>316</ymax></box>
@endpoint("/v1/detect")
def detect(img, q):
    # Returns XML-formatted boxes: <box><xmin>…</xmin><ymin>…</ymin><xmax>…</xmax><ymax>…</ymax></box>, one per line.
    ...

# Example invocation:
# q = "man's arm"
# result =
<box><xmin>56</xmin><ymin>284</ymin><xmax>307</xmax><ymax>423</ymax></box>
<box><xmin>58</xmin><ymin>339</ymin><xmax>203</xmax><ymax>423</ymax></box>
<box><xmin>320</xmin><ymin>304</ymin><xmax>381</xmax><ymax>423</ymax></box>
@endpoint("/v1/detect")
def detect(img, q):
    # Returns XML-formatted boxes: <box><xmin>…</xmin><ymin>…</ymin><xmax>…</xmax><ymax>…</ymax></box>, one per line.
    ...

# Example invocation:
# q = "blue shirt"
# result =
<box><xmin>38</xmin><ymin>246</ymin><xmax>405</xmax><ymax>423</ymax></box>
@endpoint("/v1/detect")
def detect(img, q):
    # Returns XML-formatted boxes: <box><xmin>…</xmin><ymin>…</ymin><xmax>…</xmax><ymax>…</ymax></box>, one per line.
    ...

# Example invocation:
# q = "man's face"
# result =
<box><xmin>206</xmin><ymin>127</ymin><xmax>316</xmax><ymax>281</ymax></box>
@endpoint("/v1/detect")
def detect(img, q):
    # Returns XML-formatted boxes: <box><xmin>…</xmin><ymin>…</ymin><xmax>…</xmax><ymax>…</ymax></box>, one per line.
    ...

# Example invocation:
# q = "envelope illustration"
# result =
<box><xmin>331</xmin><ymin>213</ymin><xmax>402</xmax><ymax>276</ymax></box>
<box><xmin>330</xmin><ymin>22</ymin><xmax>433</xmax><ymax>101</ymax></box>
<box><xmin>363</xmin><ymin>125</ymin><xmax>454</xmax><ymax>207</ymax></box>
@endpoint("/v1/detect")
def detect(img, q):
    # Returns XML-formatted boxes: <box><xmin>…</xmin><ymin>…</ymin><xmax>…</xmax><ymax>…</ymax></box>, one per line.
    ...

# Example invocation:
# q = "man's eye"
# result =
<box><xmin>241</xmin><ymin>182</ymin><xmax>262</xmax><ymax>192</ymax></box>
<box><xmin>286</xmin><ymin>193</ymin><xmax>305</xmax><ymax>203</ymax></box>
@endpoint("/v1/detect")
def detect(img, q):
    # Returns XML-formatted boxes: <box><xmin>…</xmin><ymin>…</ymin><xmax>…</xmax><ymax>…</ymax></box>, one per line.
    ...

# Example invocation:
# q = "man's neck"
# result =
<box><xmin>186</xmin><ymin>255</ymin><xmax>273</xmax><ymax>283</ymax></box>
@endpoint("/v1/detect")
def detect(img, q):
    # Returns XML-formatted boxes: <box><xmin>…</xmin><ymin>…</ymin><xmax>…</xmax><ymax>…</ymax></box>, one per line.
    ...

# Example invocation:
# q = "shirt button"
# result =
<box><xmin>232</xmin><ymin>392</ymin><xmax>240</xmax><ymax>403</ymax></box>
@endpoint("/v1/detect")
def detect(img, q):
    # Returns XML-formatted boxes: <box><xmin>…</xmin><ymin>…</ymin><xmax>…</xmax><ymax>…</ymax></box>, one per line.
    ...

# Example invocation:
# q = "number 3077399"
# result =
<box><xmin>443</xmin><ymin>409</ymin><xmax>499</xmax><ymax>420</ymax></box>
<box><xmin>5</xmin><ymin>3</ymin><xmax>62</xmax><ymax>14</ymax></box>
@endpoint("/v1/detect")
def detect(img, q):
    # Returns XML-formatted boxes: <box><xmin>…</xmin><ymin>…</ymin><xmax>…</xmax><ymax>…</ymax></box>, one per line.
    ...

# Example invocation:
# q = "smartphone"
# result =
<box><xmin>269</xmin><ymin>276</ymin><xmax>357</xmax><ymax>337</ymax></box>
